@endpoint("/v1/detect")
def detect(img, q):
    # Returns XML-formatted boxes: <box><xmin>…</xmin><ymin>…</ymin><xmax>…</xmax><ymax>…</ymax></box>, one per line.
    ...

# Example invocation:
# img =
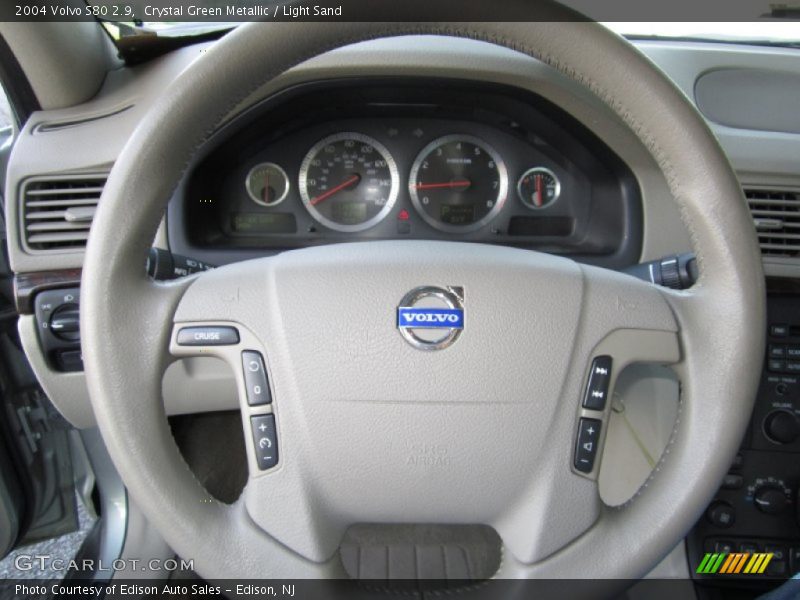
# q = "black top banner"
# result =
<box><xmin>2</xmin><ymin>0</ymin><xmax>797</xmax><ymax>22</ymax></box>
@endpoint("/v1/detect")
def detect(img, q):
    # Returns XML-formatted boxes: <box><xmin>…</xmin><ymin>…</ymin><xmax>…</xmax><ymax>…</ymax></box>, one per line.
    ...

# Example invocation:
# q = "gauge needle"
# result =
<box><xmin>414</xmin><ymin>180</ymin><xmax>471</xmax><ymax>191</ymax></box>
<box><xmin>534</xmin><ymin>174</ymin><xmax>543</xmax><ymax>207</ymax></box>
<box><xmin>310</xmin><ymin>174</ymin><xmax>361</xmax><ymax>206</ymax></box>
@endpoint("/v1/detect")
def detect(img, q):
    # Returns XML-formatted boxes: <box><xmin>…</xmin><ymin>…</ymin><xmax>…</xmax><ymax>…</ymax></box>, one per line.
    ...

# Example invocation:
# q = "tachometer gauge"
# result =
<box><xmin>517</xmin><ymin>167</ymin><xmax>560</xmax><ymax>210</ymax></box>
<box><xmin>246</xmin><ymin>163</ymin><xmax>290</xmax><ymax>207</ymax></box>
<box><xmin>409</xmin><ymin>135</ymin><xmax>507</xmax><ymax>233</ymax></box>
<box><xmin>299</xmin><ymin>133</ymin><xmax>399</xmax><ymax>232</ymax></box>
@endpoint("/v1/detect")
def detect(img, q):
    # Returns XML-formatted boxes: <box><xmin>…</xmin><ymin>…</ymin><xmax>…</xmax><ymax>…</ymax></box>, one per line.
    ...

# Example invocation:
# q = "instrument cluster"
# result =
<box><xmin>176</xmin><ymin>80</ymin><xmax>641</xmax><ymax>269</ymax></box>
<box><xmin>241</xmin><ymin>130</ymin><xmax>559</xmax><ymax>236</ymax></box>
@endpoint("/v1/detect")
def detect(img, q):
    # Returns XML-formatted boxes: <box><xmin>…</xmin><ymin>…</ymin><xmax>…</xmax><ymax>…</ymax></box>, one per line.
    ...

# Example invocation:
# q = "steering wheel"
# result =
<box><xmin>81</xmin><ymin>15</ymin><xmax>765</xmax><ymax>583</ymax></box>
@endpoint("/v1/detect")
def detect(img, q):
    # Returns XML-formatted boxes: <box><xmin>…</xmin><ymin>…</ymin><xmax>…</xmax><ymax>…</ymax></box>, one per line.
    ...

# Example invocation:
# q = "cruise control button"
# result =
<box><xmin>177</xmin><ymin>326</ymin><xmax>239</xmax><ymax>346</ymax></box>
<box><xmin>582</xmin><ymin>356</ymin><xmax>613</xmax><ymax>410</ymax></box>
<box><xmin>574</xmin><ymin>418</ymin><xmax>601</xmax><ymax>473</ymax></box>
<box><xmin>250</xmin><ymin>415</ymin><xmax>278</xmax><ymax>470</ymax></box>
<box><xmin>242</xmin><ymin>351</ymin><xmax>271</xmax><ymax>406</ymax></box>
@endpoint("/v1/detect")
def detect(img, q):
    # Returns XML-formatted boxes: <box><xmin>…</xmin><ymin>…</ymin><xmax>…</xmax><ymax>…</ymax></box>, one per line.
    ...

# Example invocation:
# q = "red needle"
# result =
<box><xmin>414</xmin><ymin>180</ymin><xmax>471</xmax><ymax>191</ymax></box>
<box><xmin>310</xmin><ymin>174</ymin><xmax>361</xmax><ymax>206</ymax></box>
<box><xmin>534</xmin><ymin>174</ymin><xmax>543</xmax><ymax>207</ymax></box>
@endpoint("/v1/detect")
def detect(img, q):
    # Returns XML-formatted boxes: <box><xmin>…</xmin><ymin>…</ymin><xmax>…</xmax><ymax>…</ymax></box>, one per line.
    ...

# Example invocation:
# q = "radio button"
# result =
<box><xmin>574</xmin><ymin>418</ymin><xmax>601</xmax><ymax>473</ymax></box>
<box><xmin>582</xmin><ymin>356</ymin><xmax>612</xmax><ymax>411</ymax></box>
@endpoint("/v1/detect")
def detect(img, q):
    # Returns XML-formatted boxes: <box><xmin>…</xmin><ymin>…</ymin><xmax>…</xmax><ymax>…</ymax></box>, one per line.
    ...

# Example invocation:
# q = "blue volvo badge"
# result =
<box><xmin>397</xmin><ymin>308</ymin><xmax>464</xmax><ymax>329</ymax></box>
<box><xmin>397</xmin><ymin>286</ymin><xmax>464</xmax><ymax>351</ymax></box>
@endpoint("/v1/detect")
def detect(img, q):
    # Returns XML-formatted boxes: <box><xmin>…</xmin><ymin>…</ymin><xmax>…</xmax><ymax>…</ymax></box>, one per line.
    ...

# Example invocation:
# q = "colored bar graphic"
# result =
<box><xmin>697</xmin><ymin>553</ymin><xmax>774</xmax><ymax>575</ymax></box>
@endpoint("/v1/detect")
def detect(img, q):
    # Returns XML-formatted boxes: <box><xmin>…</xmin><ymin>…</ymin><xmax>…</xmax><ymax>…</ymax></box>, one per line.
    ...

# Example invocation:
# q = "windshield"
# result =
<box><xmin>98</xmin><ymin>19</ymin><xmax>800</xmax><ymax>48</ymax></box>
<box><xmin>605</xmin><ymin>22</ymin><xmax>800</xmax><ymax>45</ymax></box>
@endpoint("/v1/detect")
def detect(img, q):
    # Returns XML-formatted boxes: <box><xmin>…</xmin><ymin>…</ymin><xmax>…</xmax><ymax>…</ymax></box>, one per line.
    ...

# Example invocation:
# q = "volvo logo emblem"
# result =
<box><xmin>397</xmin><ymin>286</ymin><xmax>464</xmax><ymax>351</ymax></box>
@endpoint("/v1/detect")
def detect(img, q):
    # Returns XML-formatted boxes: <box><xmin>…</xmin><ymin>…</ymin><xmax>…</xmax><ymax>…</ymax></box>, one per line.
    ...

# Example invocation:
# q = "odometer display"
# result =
<box><xmin>332</xmin><ymin>202</ymin><xmax>368</xmax><ymax>225</ymax></box>
<box><xmin>231</xmin><ymin>212</ymin><xmax>296</xmax><ymax>235</ymax></box>
<box><xmin>441</xmin><ymin>204</ymin><xmax>475</xmax><ymax>226</ymax></box>
<box><xmin>299</xmin><ymin>132</ymin><xmax>399</xmax><ymax>232</ymax></box>
<box><xmin>409</xmin><ymin>135</ymin><xmax>508</xmax><ymax>233</ymax></box>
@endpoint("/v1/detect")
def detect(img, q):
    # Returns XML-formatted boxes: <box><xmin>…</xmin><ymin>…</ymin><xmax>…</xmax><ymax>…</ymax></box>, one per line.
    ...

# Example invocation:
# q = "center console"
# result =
<box><xmin>689</xmin><ymin>291</ymin><xmax>800</xmax><ymax>595</ymax></box>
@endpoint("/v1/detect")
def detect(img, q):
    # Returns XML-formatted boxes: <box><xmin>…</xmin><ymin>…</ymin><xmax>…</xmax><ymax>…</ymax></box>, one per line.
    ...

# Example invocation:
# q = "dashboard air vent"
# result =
<box><xmin>22</xmin><ymin>176</ymin><xmax>106</xmax><ymax>251</ymax></box>
<box><xmin>745</xmin><ymin>188</ymin><xmax>800</xmax><ymax>257</ymax></box>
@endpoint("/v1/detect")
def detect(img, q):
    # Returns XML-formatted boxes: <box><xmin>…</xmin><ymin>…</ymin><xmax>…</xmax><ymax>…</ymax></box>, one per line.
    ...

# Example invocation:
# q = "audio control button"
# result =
<box><xmin>770</xmin><ymin>345</ymin><xmax>787</xmax><ymax>358</ymax></box>
<box><xmin>574</xmin><ymin>418</ymin><xmax>602</xmax><ymax>473</ymax></box>
<box><xmin>763</xmin><ymin>410</ymin><xmax>800</xmax><ymax>445</ymax></box>
<box><xmin>771</xmin><ymin>324</ymin><xmax>789</xmax><ymax>338</ymax></box>
<box><xmin>769</xmin><ymin>359</ymin><xmax>786</xmax><ymax>373</ymax></box>
<box><xmin>582</xmin><ymin>356</ymin><xmax>612</xmax><ymax>411</ymax></box>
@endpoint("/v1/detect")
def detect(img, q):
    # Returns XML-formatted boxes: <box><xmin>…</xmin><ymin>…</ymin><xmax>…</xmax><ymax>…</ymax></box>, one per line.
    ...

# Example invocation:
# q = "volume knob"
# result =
<box><xmin>763</xmin><ymin>410</ymin><xmax>800</xmax><ymax>445</ymax></box>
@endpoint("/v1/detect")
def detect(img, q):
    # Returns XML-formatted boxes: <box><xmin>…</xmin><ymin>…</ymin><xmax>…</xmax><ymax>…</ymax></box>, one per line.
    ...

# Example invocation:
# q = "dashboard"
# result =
<box><xmin>173</xmin><ymin>80</ymin><xmax>641</xmax><ymax>269</ymax></box>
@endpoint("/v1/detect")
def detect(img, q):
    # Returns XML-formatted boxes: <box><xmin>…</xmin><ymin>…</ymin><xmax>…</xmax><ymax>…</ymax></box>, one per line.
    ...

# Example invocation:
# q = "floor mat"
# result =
<box><xmin>0</xmin><ymin>492</ymin><xmax>96</xmax><ymax>579</ymax></box>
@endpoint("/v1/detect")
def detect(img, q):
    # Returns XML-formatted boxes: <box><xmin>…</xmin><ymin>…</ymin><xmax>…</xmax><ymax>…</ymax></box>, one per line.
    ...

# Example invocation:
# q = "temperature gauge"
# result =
<box><xmin>517</xmin><ymin>167</ymin><xmax>560</xmax><ymax>210</ymax></box>
<box><xmin>246</xmin><ymin>163</ymin><xmax>290</xmax><ymax>207</ymax></box>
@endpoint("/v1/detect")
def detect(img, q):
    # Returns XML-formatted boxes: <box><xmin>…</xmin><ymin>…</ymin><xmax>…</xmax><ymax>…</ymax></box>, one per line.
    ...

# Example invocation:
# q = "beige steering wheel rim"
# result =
<box><xmin>81</xmin><ymin>14</ymin><xmax>764</xmax><ymax>584</ymax></box>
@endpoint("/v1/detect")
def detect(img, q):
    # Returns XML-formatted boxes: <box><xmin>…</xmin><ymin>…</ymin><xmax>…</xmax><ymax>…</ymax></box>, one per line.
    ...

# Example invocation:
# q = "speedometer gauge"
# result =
<box><xmin>299</xmin><ymin>133</ymin><xmax>399</xmax><ymax>233</ymax></box>
<box><xmin>409</xmin><ymin>135</ymin><xmax>507</xmax><ymax>233</ymax></box>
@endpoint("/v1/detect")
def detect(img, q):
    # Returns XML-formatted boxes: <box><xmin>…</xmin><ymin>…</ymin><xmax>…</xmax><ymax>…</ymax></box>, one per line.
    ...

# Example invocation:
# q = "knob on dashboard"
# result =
<box><xmin>763</xmin><ymin>410</ymin><xmax>800</xmax><ymax>445</ymax></box>
<box><xmin>753</xmin><ymin>485</ymin><xmax>791</xmax><ymax>515</ymax></box>
<box><xmin>707</xmin><ymin>501</ymin><xmax>736</xmax><ymax>528</ymax></box>
<box><xmin>48</xmin><ymin>303</ymin><xmax>81</xmax><ymax>342</ymax></box>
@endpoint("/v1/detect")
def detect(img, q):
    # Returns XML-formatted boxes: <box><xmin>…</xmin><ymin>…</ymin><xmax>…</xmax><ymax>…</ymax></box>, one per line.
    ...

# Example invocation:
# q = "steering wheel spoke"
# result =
<box><xmin>490</xmin><ymin>269</ymin><xmax>681</xmax><ymax>565</ymax></box>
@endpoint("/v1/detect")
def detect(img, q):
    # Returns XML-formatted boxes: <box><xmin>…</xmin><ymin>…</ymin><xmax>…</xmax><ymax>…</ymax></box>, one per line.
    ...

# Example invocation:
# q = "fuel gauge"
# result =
<box><xmin>517</xmin><ymin>167</ymin><xmax>560</xmax><ymax>210</ymax></box>
<box><xmin>246</xmin><ymin>163</ymin><xmax>290</xmax><ymax>207</ymax></box>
